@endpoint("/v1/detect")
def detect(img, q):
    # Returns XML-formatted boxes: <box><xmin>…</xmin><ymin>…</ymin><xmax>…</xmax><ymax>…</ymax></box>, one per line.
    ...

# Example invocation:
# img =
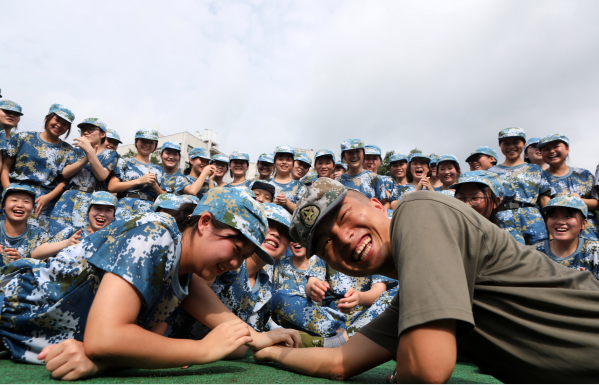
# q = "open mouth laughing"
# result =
<box><xmin>352</xmin><ymin>235</ymin><xmax>372</xmax><ymax>262</ymax></box>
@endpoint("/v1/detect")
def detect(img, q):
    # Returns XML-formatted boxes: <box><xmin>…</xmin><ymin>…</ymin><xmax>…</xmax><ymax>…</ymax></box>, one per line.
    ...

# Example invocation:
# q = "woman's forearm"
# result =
<box><xmin>107</xmin><ymin>177</ymin><xmax>139</xmax><ymax>193</ymax></box>
<box><xmin>87</xmin><ymin>152</ymin><xmax>111</xmax><ymax>181</ymax></box>
<box><xmin>31</xmin><ymin>239</ymin><xmax>71</xmax><ymax>260</ymax></box>
<box><xmin>62</xmin><ymin>158</ymin><xmax>88</xmax><ymax>179</ymax></box>
<box><xmin>1</xmin><ymin>156</ymin><xmax>15</xmax><ymax>188</ymax></box>
<box><xmin>582</xmin><ymin>198</ymin><xmax>599</xmax><ymax>211</ymax></box>
<box><xmin>46</xmin><ymin>182</ymin><xmax>66</xmax><ymax>201</ymax></box>
<box><xmin>358</xmin><ymin>282</ymin><xmax>387</xmax><ymax>307</ymax></box>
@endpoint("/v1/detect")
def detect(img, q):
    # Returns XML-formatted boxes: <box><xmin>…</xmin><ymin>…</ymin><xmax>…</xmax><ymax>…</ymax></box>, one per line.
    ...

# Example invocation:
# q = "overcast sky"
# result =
<box><xmin>2</xmin><ymin>0</ymin><xmax>599</xmax><ymax>172</ymax></box>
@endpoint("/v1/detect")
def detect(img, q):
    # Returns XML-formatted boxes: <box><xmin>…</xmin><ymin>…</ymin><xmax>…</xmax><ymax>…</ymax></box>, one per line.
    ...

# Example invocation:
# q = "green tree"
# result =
<box><xmin>409</xmin><ymin>147</ymin><xmax>422</xmax><ymax>155</ymax></box>
<box><xmin>121</xmin><ymin>149</ymin><xmax>162</xmax><ymax>166</ymax></box>
<box><xmin>378</xmin><ymin>150</ymin><xmax>395</xmax><ymax>176</ymax></box>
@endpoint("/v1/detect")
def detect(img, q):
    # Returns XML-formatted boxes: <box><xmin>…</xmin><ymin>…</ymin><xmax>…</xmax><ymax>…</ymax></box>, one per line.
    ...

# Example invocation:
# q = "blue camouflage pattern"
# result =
<box><xmin>535</xmin><ymin>237</ymin><xmax>599</xmax><ymax>280</ymax></box>
<box><xmin>274</xmin><ymin>145</ymin><xmax>295</xmax><ymax>156</ymax></box>
<box><xmin>7</xmin><ymin>132</ymin><xmax>73</xmax><ymax>229</ymax></box>
<box><xmin>268</xmin><ymin>178</ymin><xmax>307</xmax><ymax>205</ymax></box>
<box><xmin>542</xmin><ymin>195</ymin><xmax>589</xmax><ymax>218</ymax></box>
<box><xmin>162</xmin><ymin>168</ymin><xmax>190</xmax><ymax>195</ymax></box>
<box><xmin>224</xmin><ymin>179</ymin><xmax>253</xmax><ymax>189</ymax></box>
<box><xmin>263</xmin><ymin>202</ymin><xmax>292</xmax><ymax>228</ymax></box>
<box><xmin>388</xmin><ymin>184</ymin><xmax>416</xmax><ymax>203</ymax></box>
<box><xmin>300</xmin><ymin>172</ymin><xmax>319</xmax><ymax>186</ymax></box>
<box><xmin>48</xmin><ymin>104</ymin><xmax>75</xmax><ymax>123</ymax></box>
<box><xmin>114</xmin><ymin>157</ymin><xmax>166</xmax><ymax>220</ymax></box>
<box><xmin>77</xmin><ymin>118</ymin><xmax>107</xmax><ymax>133</ymax></box>
<box><xmin>388</xmin><ymin>154</ymin><xmax>408</xmax><ymax>164</ymax></box>
<box><xmin>134</xmin><ymin>129</ymin><xmax>159</xmax><ymax>141</ymax></box>
<box><xmin>89</xmin><ymin>191</ymin><xmax>118</xmax><ymax>207</ymax></box>
<box><xmin>257</xmin><ymin>153</ymin><xmax>274</xmax><ymax>163</ymax></box>
<box><xmin>429</xmin><ymin>155</ymin><xmax>438</xmax><ymax>165</ymax></box>
<box><xmin>229</xmin><ymin>151</ymin><xmax>250</xmax><ymax>162</ymax></box>
<box><xmin>189</xmin><ymin>147</ymin><xmax>210</xmax><ymax>160</ymax></box>
<box><xmin>537</xmin><ymin>133</ymin><xmax>569</xmax><ymax>149</ymax></box>
<box><xmin>449</xmin><ymin>170</ymin><xmax>505</xmax><ymax>198</ymax></box>
<box><xmin>498</xmin><ymin>127</ymin><xmax>526</xmax><ymax>141</ymax></box>
<box><xmin>271</xmin><ymin>255</ymin><xmax>316</xmax><ymax>298</ymax></box>
<box><xmin>408</xmin><ymin>153</ymin><xmax>431</xmax><ymax>163</ymax></box>
<box><xmin>436</xmin><ymin>154</ymin><xmax>459</xmax><ymax>165</ymax></box>
<box><xmin>153</xmin><ymin>193</ymin><xmax>198</xmax><ymax>211</ymax></box>
<box><xmin>160</xmin><ymin>141</ymin><xmax>181</xmax><ymax>152</ymax></box>
<box><xmin>340</xmin><ymin>139</ymin><xmax>364</xmax><ymax>153</ymax></box>
<box><xmin>465</xmin><ymin>146</ymin><xmax>499</xmax><ymax>162</ymax></box>
<box><xmin>0</xmin><ymin>212</ymin><xmax>188</xmax><ymax>363</ymax></box>
<box><xmin>294</xmin><ymin>152</ymin><xmax>312</xmax><ymax>166</ymax></box>
<box><xmin>1</xmin><ymin>184</ymin><xmax>36</xmax><ymax>206</ymax></box>
<box><xmin>0</xmin><ymin>100</ymin><xmax>23</xmax><ymax>115</ymax></box>
<box><xmin>525</xmin><ymin>137</ymin><xmax>541</xmax><ymax>151</ymax></box>
<box><xmin>336</xmin><ymin>171</ymin><xmax>386</xmax><ymax>201</ymax></box>
<box><xmin>105</xmin><ymin>129</ymin><xmax>122</xmax><ymax>143</ymax></box>
<box><xmin>250</xmin><ymin>179</ymin><xmax>276</xmax><ymax>196</ymax></box>
<box><xmin>0</xmin><ymin>222</ymin><xmax>50</xmax><ymax>266</ymax></box>
<box><xmin>211</xmin><ymin>153</ymin><xmax>229</xmax><ymax>164</ymax></box>
<box><xmin>314</xmin><ymin>149</ymin><xmax>335</xmax><ymax>163</ymax></box>
<box><xmin>184</xmin><ymin>174</ymin><xmax>211</xmax><ymax>201</ymax></box>
<box><xmin>49</xmin><ymin>148</ymin><xmax>119</xmax><ymax>234</ymax></box>
<box><xmin>335</xmin><ymin>160</ymin><xmax>348</xmax><ymax>171</ymax></box>
<box><xmin>364</xmin><ymin>145</ymin><xmax>382</xmax><ymax>157</ymax></box>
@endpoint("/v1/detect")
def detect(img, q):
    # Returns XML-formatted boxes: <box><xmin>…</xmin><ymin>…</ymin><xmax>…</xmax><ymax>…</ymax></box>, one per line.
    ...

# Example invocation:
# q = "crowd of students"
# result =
<box><xmin>0</xmin><ymin>98</ymin><xmax>598</xmax><ymax>382</ymax></box>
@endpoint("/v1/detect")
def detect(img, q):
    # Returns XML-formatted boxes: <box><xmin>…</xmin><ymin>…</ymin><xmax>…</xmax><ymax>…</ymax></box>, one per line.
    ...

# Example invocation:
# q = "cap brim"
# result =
<box><xmin>254</xmin><ymin>245</ymin><xmax>275</xmax><ymax>265</ymax></box>
<box><xmin>305</xmin><ymin>189</ymin><xmax>348</xmax><ymax>257</ymax></box>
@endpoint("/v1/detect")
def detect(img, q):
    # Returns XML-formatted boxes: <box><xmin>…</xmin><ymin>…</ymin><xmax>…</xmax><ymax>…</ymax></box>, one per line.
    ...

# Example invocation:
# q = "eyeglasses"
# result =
<box><xmin>79</xmin><ymin>126</ymin><xmax>99</xmax><ymax>134</ymax></box>
<box><xmin>455</xmin><ymin>195</ymin><xmax>485</xmax><ymax>207</ymax></box>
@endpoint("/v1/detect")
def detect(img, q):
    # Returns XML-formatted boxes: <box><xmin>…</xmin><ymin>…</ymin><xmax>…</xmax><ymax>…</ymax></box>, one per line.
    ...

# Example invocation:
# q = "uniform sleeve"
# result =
<box><xmin>0</xmin><ymin>130</ymin><xmax>6</xmax><ymax>152</ymax></box>
<box><xmin>114</xmin><ymin>157</ymin><xmax>126</xmax><ymax>181</ymax></box>
<box><xmin>371</xmin><ymin>274</ymin><xmax>389</xmax><ymax>285</ymax></box>
<box><xmin>305</xmin><ymin>256</ymin><xmax>327</xmax><ymax>280</ymax></box>
<box><xmin>6</xmin><ymin>132</ymin><xmax>23</xmax><ymax>158</ymax></box>
<box><xmin>388</xmin><ymin>185</ymin><xmax>400</xmax><ymax>203</ymax></box>
<box><xmin>66</xmin><ymin>148</ymin><xmax>86</xmax><ymax>166</ymax></box>
<box><xmin>581</xmin><ymin>241</ymin><xmax>599</xmax><ymax>280</ymax></box>
<box><xmin>155</xmin><ymin>168</ymin><xmax>166</xmax><ymax>190</ymax></box>
<box><xmin>173</xmin><ymin>176</ymin><xmax>191</xmax><ymax>195</ymax></box>
<box><xmin>47</xmin><ymin>227</ymin><xmax>76</xmax><ymax>244</ymax></box>
<box><xmin>539</xmin><ymin>172</ymin><xmax>554</xmax><ymax>197</ymax></box>
<box><xmin>102</xmin><ymin>150</ymin><xmax>120</xmax><ymax>173</ymax></box>
<box><xmin>87</xmin><ymin>221</ymin><xmax>178</xmax><ymax>307</ymax></box>
<box><xmin>588</xmin><ymin>172</ymin><xmax>599</xmax><ymax>200</ymax></box>
<box><xmin>295</xmin><ymin>183</ymin><xmax>307</xmax><ymax>202</ymax></box>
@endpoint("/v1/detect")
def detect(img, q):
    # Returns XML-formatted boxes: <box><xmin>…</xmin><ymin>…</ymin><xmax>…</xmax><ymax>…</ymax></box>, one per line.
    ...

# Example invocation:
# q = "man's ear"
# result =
<box><xmin>369</xmin><ymin>198</ymin><xmax>386</xmax><ymax>213</ymax></box>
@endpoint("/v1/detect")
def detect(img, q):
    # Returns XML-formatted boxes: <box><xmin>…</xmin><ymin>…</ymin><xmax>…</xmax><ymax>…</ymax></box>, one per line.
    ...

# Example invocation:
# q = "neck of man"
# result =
<box><xmin>550</xmin><ymin>236</ymin><xmax>579</xmax><ymax>259</ymax></box>
<box><xmin>4</xmin><ymin>218</ymin><xmax>27</xmax><ymax>237</ymax></box>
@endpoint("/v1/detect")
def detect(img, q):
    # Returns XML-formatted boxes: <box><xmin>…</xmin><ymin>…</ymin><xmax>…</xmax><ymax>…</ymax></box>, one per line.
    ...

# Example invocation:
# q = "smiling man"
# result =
<box><xmin>253</xmin><ymin>177</ymin><xmax>599</xmax><ymax>383</ymax></box>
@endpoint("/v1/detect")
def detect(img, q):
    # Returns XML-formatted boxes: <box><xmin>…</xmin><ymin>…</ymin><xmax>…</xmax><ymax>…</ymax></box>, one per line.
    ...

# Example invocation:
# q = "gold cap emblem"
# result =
<box><xmin>300</xmin><ymin>205</ymin><xmax>320</xmax><ymax>228</ymax></box>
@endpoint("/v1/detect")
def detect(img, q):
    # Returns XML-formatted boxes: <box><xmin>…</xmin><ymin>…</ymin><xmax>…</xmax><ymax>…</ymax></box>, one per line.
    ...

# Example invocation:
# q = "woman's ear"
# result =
<box><xmin>581</xmin><ymin>218</ymin><xmax>588</xmax><ymax>231</ymax></box>
<box><xmin>493</xmin><ymin>196</ymin><xmax>501</xmax><ymax>210</ymax></box>
<box><xmin>197</xmin><ymin>213</ymin><xmax>212</xmax><ymax>235</ymax></box>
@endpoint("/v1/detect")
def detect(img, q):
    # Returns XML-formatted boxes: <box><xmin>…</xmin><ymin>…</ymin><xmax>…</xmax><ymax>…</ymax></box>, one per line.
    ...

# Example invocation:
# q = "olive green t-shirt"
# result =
<box><xmin>359</xmin><ymin>191</ymin><xmax>599</xmax><ymax>383</ymax></box>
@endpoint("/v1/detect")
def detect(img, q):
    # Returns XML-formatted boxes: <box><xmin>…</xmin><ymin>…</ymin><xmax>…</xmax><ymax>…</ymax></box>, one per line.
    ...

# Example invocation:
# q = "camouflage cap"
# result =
<box><xmin>335</xmin><ymin>160</ymin><xmax>348</xmax><ymax>171</ymax></box>
<box><xmin>449</xmin><ymin>170</ymin><xmax>504</xmax><ymax>198</ymax></box>
<box><xmin>257</xmin><ymin>153</ymin><xmax>274</xmax><ymax>164</ymax></box>
<box><xmin>160</xmin><ymin>141</ymin><xmax>181</xmax><ymax>153</ymax></box>
<box><xmin>153</xmin><ymin>193</ymin><xmax>198</xmax><ymax>211</ymax></box>
<box><xmin>135</xmin><ymin>129</ymin><xmax>159</xmax><ymax>141</ymax></box>
<box><xmin>229</xmin><ymin>151</ymin><xmax>250</xmax><ymax>162</ymax></box>
<box><xmin>436</xmin><ymin>154</ymin><xmax>459</xmax><ymax>165</ymax></box>
<box><xmin>388</xmin><ymin>154</ymin><xmax>408</xmax><ymax>165</ymax></box>
<box><xmin>429</xmin><ymin>155</ymin><xmax>438</xmax><ymax>165</ymax></box>
<box><xmin>0</xmin><ymin>100</ymin><xmax>23</xmax><ymax>115</ymax></box>
<box><xmin>465</xmin><ymin>146</ymin><xmax>498</xmax><ymax>163</ymax></box>
<box><xmin>537</xmin><ymin>133</ymin><xmax>569</xmax><ymax>149</ymax></box>
<box><xmin>88</xmin><ymin>191</ymin><xmax>118</xmax><ymax>208</ymax></box>
<box><xmin>340</xmin><ymin>139</ymin><xmax>364</xmax><ymax>153</ymax></box>
<box><xmin>314</xmin><ymin>149</ymin><xmax>335</xmax><ymax>163</ymax></box>
<box><xmin>300</xmin><ymin>172</ymin><xmax>319</xmax><ymax>186</ymax></box>
<box><xmin>542</xmin><ymin>195</ymin><xmax>588</xmax><ymax>218</ymax></box>
<box><xmin>498</xmin><ymin>127</ymin><xmax>526</xmax><ymax>141</ymax></box>
<box><xmin>294</xmin><ymin>152</ymin><xmax>312</xmax><ymax>166</ymax></box>
<box><xmin>263</xmin><ymin>202</ymin><xmax>292</xmax><ymax>230</ymax></box>
<box><xmin>193</xmin><ymin>187</ymin><xmax>273</xmax><ymax>264</ymax></box>
<box><xmin>250</xmin><ymin>179</ymin><xmax>276</xmax><ymax>197</ymax></box>
<box><xmin>524</xmin><ymin>137</ymin><xmax>541</xmax><ymax>151</ymax></box>
<box><xmin>189</xmin><ymin>147</ymin><xmax>210</xmax><ymax>160</ymax></box>
<box><xmin>364</xmin><ymin>144</ymin><xmax>382</xmax><ymax>157</ymax></box>
<box><xmin>274</xmin><ymin>145</ymin><xmax>295</xmax><ymax>156</ymax></box>
<box><xmin>408</xmin><ymin>153</ymin><xmax>431</xmax><ymax>163</ymax></box>
<box><xmin>48</xmin><ymin>103</ymin><xmax>75</xmax><ymax>123</ymax></box>
<box><xmin>106</xmin><ymin>129</ymin><xmax>122</xmax><ymax>143</ymax></box>
<box><xmin>210</xmin><ymin>153</ymin><xmax>229</xmax><ymax>164</ymax></box>
<box><xmin>77</xmin><ymin>118</ymin><xmax>107</xmax><ymax>133</ymax></box>
<box><xmin>2</xmin><ymin>184</ymin><xmax>37</xmax><ymax>206</ymax></box>
<box><xmin>290</xmin><ymin>178</ymin><xmax>347</xmax><ymax>257</ymax></box>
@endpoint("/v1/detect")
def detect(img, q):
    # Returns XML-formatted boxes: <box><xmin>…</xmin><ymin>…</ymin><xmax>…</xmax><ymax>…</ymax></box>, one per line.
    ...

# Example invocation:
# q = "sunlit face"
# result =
<box><xmin>253</xmin><ymin>188</ymin><xmax>273</xmax><ymax>203</ymax></box>
<box><xmin>342</xmin><ymin>149</ymin><xmax>364</xmax><ymax>170</ymax></box>
<box><xmin>409</xmin><ymin>160</ymin><xmax>430</xmax><ymax>182</ymax></box>
<box><xmin>88</xmin><ymin>204</ymin><xmax>115</xmax><ymax>232</ymax></box>
<box><xmin>499</xmin><ymin>137</ymin><xmax>525</xmax><ymax>161</ymax></box>
<box><xmin>313</xmin><ymin>193</ymin><xmax>391</xmax><ymax>277</ymax></box>
<box><xmin>79</xmin><ymin>124</ymin><xmax>106</xmax><ymax>147</ymax></box>
<box><xmin>0</xmin><ymin>109</ymin><xmax>21</xmax><ymax>129</ymax></box>
<box><xmin>541</xmin><ymin>142</ymin><xmax>569</xmax><ymax>166</ymax></box>
<box><xmin>390</xmin><ymin>160</ymin><xmax>407</xmax><ymax>182</ymax></box>
<box><xmin>230</xmin><ymin>159</ymin><xmax>248</xmax><ymax>177</ymax></box>
<box><xmin>261</xmin><ymin>219</ymin><xmax>290</xmax><ymax>261</ymax></box>
<box><xmin>161</xmin><ymin>148</ymin><xmax>181</xmax><ymax>171</ymax></box>
<box><xmin>438</xmin><ymin>161</ymin><xmax>458</xmax><ymax>186</ymax></box>
<box><xmin>292</xmin><ymin>160</ymin><xmax>311</xmax><ymax>180</ymax></box>
<box><xmin>290</xmin><ymin>241</ymin><xmax>307</xmax><ymax>258</ymax></box>
<box><xmin>135</xmin><ymin>138</ymin><xmax>157</xmax><ymax>156</ymax></box>
<box><xmin>315</xmin><ymin>157</ymin><xmax>334</xmax><ymax>178</ymax></box>
<box><xmin>3</xmin><ymin>192</ymin><xmax>34</xmax><ymax>223</ymax></box>
<box><xmin>468</xmin><ymin>155</ymin><xmax>496</xmax><ymax>171</ymax></box>
<box><xmin>188</xmin><ymin>214</ymin><xmax>257</xmax><ymax>281</ymax></box>
<box><xmin>363</xmin><ymin>155</ymin><xmax>380</xmax><ymax>173</ymax></box>
<box><xmin>104</xmin><ymin>138</ymin><xmax>120</xmax><ymax>150</ymax></box>
<box><xmin>525</xmin><ymin>145</ymin><xmax>543</xmax><ymax>164</ymax></box>
<box><xmin>45</xmin><ymin>115</ymin><xmax>70</xmax><ymax>138</ymax></box>
<box><xmin>212</xmin><ymin>160</ymin><xmax>228</xmax><ymax>177</ymax></box>
<box><xmin>455</xmin><ymin>183</ymin><xmax>498</xmax><ymax>219</ymax></box>
<box><xmin>257</xmin><ymin>161</ymin><xmax>274</xmax><ymax>178</ymax></box>
<box><xmin>546</xmin><ymin>207</ymin><xmax>587</xmax><ymax>242</ymax></box>
<box><xmin>275</xmin><ymin>154</ymin><xmax>293</xmax><ymax>175</ymax></box>
<box><xmin>332</xmin><ymin>166</ymin><xmax>345</xmax><ymax>179</ymax></box>
<box><xmin>191</xmin><ymin>157</ymin><xmax>210</xmax><ymax>175</ymax></box>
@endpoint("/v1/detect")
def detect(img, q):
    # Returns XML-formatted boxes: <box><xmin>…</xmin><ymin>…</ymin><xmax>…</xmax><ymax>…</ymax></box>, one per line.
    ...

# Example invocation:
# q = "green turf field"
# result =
<box><xmin>0</xmin><ymin>354</ymin><xmax>501</xmax><ymax>384</ymax></box>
